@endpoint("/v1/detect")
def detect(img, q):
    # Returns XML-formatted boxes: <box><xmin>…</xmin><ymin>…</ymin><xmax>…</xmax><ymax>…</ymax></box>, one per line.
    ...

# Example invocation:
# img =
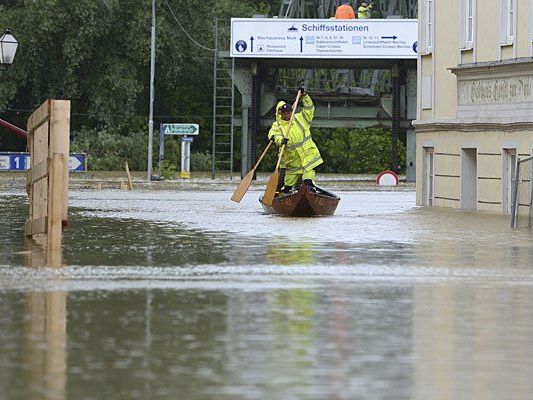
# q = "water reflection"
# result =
<box><xmin>23</xmin><ymin>292</ymin><xmax>67</xmax><ymax>400</ymax></box>
<box><xmin>2</xmin><ymin>190</ymin><xmax>533</xmax><ymax>398</ymax></box>
<box><xmin>413</xmin><ymin>286</ymin><xmax>533</xmax><ymax>400</ymax></box>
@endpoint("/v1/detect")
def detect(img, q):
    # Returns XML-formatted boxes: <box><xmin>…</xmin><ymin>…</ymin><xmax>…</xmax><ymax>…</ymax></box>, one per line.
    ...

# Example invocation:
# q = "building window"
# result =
<box><xmin>466</xmin><ymin>0</ymin><xmax>474</xmax><ymax>46</ymax></box>
<box><xmin>426</xmin><ymin>0</ymin><xmax>433</xmax><ymax>51</ymax></box>
<box><xmin>461</xmin><ymin>0</ymin><xmax>475</xmax><ymax>49</ymax></box>
<box><xmin>530</xmin><ymin>0</ymin><xmax>533</xmax><ymax>42</ymax></box>
<box><xmin>501</xmin><ymin>0</ymin><xmax>516</xmax><ymax>44</ymax></box>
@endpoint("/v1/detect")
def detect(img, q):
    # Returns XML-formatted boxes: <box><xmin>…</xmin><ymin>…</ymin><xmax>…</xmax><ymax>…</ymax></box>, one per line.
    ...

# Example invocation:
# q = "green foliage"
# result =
<box><xmin>160</xmin><ymin>159</ymin><xmax>177</xmax><ymax>180</ymax></box>
<box><xmin>191</xmin><ymin>151</ymin><xmax>212</xmax><ymax>172</ymax></box>
<box><xmin>71</xmin><ymin>128</ymin><xmax>148</xmax><ymax>171</ymax></box>
<box><xmin>0</xmin><ymin>1</ymin><xmax>405</xmax><ymax>176</ymax></box>
<box><xmin>256</xmin><ymin>127</ymin><xmax>406</xmax><ymax>174</ymax></box>
<box><xmin>314</xmin><ymin>127</ymin><xmax>406</xmax><ymax>173</ymax></box>
<box><xmin>0</xmin><ymin>0</ymin><xmax>273</xmax><ymax>148</ymax></box>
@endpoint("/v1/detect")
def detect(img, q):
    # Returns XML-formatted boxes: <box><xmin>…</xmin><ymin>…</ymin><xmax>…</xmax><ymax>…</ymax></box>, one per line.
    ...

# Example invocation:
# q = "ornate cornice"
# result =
<box><xmin>413</xmin><ymin>118</ymin><xmax>533</xmax><ymax>132</ymax></box>
<box><xmin>450</xmin><ymin>57</ymin><xmax>533</xmax><ymax>76</ymax></box>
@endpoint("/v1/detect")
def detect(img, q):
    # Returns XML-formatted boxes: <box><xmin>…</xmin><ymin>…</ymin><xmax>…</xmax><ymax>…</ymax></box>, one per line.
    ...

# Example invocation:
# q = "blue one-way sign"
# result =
<box><xmin>0</xmin><ymin>152</ymin><xmax>87</xmax><ymax>172</ymax></box>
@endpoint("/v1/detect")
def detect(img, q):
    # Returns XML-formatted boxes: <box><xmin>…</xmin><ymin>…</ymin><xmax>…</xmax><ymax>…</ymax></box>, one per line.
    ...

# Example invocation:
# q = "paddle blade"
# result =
<box><xmin>262</xmin><ymin>170</ymin><xmax>280</xmax><ymax>206</ymax></box>
<box><xmin>231</xmin><ymin>171</ymin><xmax>254</xmax><ymax>203</ymax></box>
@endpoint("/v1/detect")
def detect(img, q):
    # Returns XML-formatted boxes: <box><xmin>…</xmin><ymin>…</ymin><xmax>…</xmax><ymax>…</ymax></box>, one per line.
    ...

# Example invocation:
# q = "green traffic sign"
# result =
<box><xmin>161</xmin><ymin>123</ymin><xmax>199</xmax><ymax>136</ymax></box>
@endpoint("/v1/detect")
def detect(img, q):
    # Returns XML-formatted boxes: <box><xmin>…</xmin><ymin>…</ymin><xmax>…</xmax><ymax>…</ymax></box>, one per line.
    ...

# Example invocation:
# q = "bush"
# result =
<box><xmin>71</xmin><ymin>128</ymin><xmax>148</xmax><ymax>171</ymax></box>
<box><xmin>314</xmin><ymin>128</ymin><xmax>406</xmax><ymax>173</ymax></box>
<box><xmin>71</xmin><ymin>128</ymin><xmax>213</xmax><ymax>171</ymax></box>
<box><xmin>256</xmin><ymin>127</ymin><xmax>405</xmax><ymax>174</ymax></box>
<box><xmin>190</xmin><ymin>151</ymin><xmax>211</xmax><ymax>172</ymax></box>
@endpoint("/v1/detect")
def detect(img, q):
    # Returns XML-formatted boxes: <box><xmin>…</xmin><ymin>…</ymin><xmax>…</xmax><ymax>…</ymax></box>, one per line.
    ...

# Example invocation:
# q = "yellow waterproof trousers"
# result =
<box><xmin>285</xmin><ymin>169</ymin><xmax>316</xmax><ymax>186</ymax></box>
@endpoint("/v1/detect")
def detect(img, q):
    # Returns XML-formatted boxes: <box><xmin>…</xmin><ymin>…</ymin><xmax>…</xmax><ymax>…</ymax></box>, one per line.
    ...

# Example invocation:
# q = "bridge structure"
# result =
<box><xmin>211</xmin><ymin>0</ymin><xmax>418</xmax><ymax>181</ymax></box>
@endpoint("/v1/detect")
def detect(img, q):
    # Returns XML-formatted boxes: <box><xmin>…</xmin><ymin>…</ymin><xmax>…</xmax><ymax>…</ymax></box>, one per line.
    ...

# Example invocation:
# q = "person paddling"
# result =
<box><xmin>267</xmin><ymin>83</ymin><xmax>323</xmax><ymax>193</ymax></box>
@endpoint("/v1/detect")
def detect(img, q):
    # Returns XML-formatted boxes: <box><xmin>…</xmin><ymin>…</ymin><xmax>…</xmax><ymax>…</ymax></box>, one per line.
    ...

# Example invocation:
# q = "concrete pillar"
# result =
<box><xmin>241</xmin><ymin>107</ymin><xmax>250</xmax><ymax>176</ymax></box>
<box><xmin>233</xmin><ymin>67</ymin><xmax>253</xmax><ymax>177</ymax></box>
<box><xmin>406</xmin><ymin>68</ymin><xmax>417</xmax><ymax>182</ymax></box>
<box><xmin>406</xmin><ymin>128</ymin><xmax>416</xmax><ymax>182</ymax></box>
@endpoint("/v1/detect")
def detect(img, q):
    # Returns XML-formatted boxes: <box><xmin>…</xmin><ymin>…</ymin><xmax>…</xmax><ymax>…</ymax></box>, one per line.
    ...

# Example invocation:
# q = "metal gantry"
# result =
<box><xmin>211</xmin><ymin>0</ymin><xmax>418</xmax><ymax>179</ymax></box>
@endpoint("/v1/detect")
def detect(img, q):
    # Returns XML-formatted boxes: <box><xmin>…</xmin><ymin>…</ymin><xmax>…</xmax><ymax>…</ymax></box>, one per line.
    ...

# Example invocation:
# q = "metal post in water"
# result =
<box><xmin>511</xmin><ymin>159</ymin><xmax>520</xmax><ymax>228</ymax></box>
<box><xmin>147</xmin><ymin>0</ymin><xmax>156</xmax><ymax>180</ymax></box>
<box><xmin>391</xmin><ymin>63</ymin><xmax>401</xmax><ymax>173</ymax></box>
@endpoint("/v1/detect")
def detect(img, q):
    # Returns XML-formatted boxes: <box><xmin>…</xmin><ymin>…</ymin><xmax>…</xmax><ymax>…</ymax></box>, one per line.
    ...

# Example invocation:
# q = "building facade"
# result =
<box><xmin>415</xmin><ymin>0</ymin><xmax>533</xmax><ymax>214</ymax></box>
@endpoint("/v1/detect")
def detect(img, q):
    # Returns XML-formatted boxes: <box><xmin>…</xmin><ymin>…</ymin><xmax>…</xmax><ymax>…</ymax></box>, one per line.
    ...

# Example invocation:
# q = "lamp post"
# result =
<box><xmin>0</xmin><ymin>29</ymin><xmax>18</xmax><ymax>70</ymax></box>
<box><xmin>147</xmin><ymin>0</ymin><xmax>156</xmax><ymax>180</ymax></box>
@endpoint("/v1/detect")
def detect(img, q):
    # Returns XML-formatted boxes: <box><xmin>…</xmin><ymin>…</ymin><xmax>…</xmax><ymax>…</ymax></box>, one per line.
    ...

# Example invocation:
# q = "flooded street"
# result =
<box><xmin>2</xmin><ymin>187</ymin><xmax>533</xmax><ymax>399</ymax></box>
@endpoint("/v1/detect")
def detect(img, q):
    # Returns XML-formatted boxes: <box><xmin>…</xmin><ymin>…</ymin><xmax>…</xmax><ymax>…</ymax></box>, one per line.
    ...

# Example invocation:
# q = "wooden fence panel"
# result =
<box><xmin>25</xmin><ymin>100</ymin><xmax>70</xmax><ymax>251</ymax></box>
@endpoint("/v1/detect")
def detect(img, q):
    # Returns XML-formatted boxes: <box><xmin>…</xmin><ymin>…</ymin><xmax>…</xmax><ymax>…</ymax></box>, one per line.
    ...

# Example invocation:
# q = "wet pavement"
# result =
<box><xmin>1</xmin><ymin>187</ymin><xmax>533</xmax><ymax>399</ymax></box>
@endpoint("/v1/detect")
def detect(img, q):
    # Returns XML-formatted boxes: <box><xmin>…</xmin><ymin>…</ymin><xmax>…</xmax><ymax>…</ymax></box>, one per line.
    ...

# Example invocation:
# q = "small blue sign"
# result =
<box><xmin>235</xmin><ymin>40</ymin><xmax>247</xmax><ymax>53</ymax></box>
<box><xmin>181</xmin><ymin>136</ymin><xmax>194</xmax><ymax>143</ymax></box>
<box><xmin>10</xmin><ymin>154</ymin><xmax>28</xmax><ymax>170</ymax></box>
<box><xmin>0</xmin><ymin>152</ymin><xmax>86</xmax><ymax>172</ymax></box>
<box><xmin>69</xmin><ymin>153</ymin><xmax>86</xmax><ymax>172</ymax></box>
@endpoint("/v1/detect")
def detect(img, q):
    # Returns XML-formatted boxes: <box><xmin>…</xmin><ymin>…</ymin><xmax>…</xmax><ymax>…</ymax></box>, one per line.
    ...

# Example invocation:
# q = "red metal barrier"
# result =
<box><xmin>0</xmin><ymin>118</ymin><xmax>28</xmax><ymax>139</ymax></box>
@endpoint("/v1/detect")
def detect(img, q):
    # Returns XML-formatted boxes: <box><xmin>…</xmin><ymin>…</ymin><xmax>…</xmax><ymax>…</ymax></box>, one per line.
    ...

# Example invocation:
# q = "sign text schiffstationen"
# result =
<box><xmin>230</xmin><ymin>18</ymin><xmax>418</xmax><ymax>59</ymax></box>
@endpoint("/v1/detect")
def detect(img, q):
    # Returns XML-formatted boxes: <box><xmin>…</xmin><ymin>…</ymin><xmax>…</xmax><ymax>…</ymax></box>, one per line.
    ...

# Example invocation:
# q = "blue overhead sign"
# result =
<box><xmin>0</xmin><ymin>152</ymin><xmax>87</xmax><ymax>172</ymax></box>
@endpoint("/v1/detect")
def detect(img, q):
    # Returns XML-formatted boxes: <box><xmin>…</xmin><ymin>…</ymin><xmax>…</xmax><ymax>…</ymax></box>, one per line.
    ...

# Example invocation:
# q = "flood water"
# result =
<box><xmin>2</xmin><ymin>188</ymin><xmax>533</xmax><ymax>399</ymax></box>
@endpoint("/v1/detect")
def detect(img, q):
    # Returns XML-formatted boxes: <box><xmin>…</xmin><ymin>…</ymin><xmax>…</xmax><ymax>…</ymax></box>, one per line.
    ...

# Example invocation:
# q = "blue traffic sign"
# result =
<box><xmin>0</xmin><ymin>152</ymin><xmax>86</xmax><ymax>172</ymax></box>
<box><xmin>181</xmin><ymin>136</ymin><xmax>194</xmax><ymax>143</ymax></box>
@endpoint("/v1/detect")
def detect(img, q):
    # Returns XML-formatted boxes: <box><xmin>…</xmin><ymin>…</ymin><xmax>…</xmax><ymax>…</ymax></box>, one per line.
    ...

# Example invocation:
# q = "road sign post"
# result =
<box><xmin>159</xmin><ymin>124</ymin><xmax>199</xmax><ymax>179</ymax></box>
<box><xmin>180</xmin><ymin>136</ymin><xmax>194</xmax><ymax>179</ymax></box>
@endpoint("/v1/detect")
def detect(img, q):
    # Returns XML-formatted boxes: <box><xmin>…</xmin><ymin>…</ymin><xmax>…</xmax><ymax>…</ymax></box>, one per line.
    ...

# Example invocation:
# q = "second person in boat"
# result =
<box><xmin>268</xmin><ymin>83</ymin><xmax>323</xmax><ymax>193</ymax></box>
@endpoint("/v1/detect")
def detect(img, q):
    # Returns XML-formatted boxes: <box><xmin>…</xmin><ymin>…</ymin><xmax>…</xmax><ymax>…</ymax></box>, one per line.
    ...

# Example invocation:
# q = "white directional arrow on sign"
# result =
<box><xmin>69</xmin><ymin>156</ymin><xmax>82</xmax><ymax>171</ymax></box>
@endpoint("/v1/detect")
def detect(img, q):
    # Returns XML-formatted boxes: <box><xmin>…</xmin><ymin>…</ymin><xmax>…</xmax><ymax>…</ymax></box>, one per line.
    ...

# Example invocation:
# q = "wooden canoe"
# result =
<box><xmin>260</xmin><ymin>184</ymin><xmax>341</xmax><ymax>217</ymax></box>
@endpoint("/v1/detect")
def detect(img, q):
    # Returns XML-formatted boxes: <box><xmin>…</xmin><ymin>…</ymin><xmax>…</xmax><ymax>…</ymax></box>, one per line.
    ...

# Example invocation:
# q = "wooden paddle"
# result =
<box><xmin>231</xmin><ymin>140</ymin><xmax>273</xmax><ymax>203</ymax></box>
<box><xmin>262</xmin><ymin>90</ymin><xmax>302</xmax><ymax>206</ymax></box>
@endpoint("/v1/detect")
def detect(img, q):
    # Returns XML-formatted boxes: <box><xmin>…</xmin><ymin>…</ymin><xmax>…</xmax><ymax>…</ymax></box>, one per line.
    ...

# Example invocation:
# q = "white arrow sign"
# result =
<box><xmin>69</xmin><ymin>156</ymin><xmax>82</xmax><ymax>171</ymax></box>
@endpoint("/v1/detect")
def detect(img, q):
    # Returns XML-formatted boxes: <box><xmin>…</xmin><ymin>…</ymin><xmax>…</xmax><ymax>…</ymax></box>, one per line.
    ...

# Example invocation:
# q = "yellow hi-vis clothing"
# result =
<box><xmin>268</xmin><ymin>94</ymin><xmax>323</xmax><ymax>186</ymax></box>
<box><xmin>357</xmin><ymin>5</ymin><xmax>371</xmax><ymax>18</ymax></box>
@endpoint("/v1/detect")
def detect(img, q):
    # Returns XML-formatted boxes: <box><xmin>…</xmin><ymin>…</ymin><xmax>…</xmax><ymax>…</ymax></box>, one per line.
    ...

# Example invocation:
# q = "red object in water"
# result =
<box><xmin>0</xmin><ymin>118</ymin><xmax>27</xmax><ymax>139</ymax></box>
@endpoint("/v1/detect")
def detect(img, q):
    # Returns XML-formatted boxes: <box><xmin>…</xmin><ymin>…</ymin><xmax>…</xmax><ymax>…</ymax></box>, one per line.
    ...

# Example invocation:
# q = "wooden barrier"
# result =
<box><xmin>25</xmin><ymin>100</ymin><xmax>70</xmax><ymax>251</ymax></box>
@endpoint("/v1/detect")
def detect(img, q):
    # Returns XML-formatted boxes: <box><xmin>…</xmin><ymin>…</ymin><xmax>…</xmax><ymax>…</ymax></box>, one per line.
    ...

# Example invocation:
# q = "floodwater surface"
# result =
<box><xmin>1</xmin><ymin>188</ymin><xmax>533</xmax><ymax>399</ymax></box>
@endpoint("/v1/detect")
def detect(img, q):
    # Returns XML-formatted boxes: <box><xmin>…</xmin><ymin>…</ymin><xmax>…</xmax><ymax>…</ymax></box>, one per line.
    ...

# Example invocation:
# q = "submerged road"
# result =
<box><xmin>1</xmin><ymin>188</ymin><xmax>533</xmax><ymax>399</ymax></box>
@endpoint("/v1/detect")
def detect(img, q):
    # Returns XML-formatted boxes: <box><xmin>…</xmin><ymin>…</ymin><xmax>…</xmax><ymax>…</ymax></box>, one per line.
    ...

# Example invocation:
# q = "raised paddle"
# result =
<box><xmin>262</xmin><ymin>90</ymin><xmax>302</xmax><ymax>206</ymax></box>
<box><xmin>231</xmin><ymin>140</ymin><xmax>274</xmax><ymax>203</ymax></box>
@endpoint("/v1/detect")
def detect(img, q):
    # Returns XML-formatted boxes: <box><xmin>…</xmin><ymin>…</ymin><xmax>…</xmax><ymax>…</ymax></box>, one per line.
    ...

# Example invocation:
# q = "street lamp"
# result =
<box><xmin>0</xmin><ymin>29</ymin><xmax>18</xmax><ymax>70</ymax></box>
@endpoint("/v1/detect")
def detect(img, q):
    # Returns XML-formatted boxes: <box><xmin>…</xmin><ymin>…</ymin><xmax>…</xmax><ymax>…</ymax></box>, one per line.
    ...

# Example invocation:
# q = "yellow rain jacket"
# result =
<box><xmin>267</xmin><ymin>94</ymin><xmax>323</xmax><ymax>179</ymax></box>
